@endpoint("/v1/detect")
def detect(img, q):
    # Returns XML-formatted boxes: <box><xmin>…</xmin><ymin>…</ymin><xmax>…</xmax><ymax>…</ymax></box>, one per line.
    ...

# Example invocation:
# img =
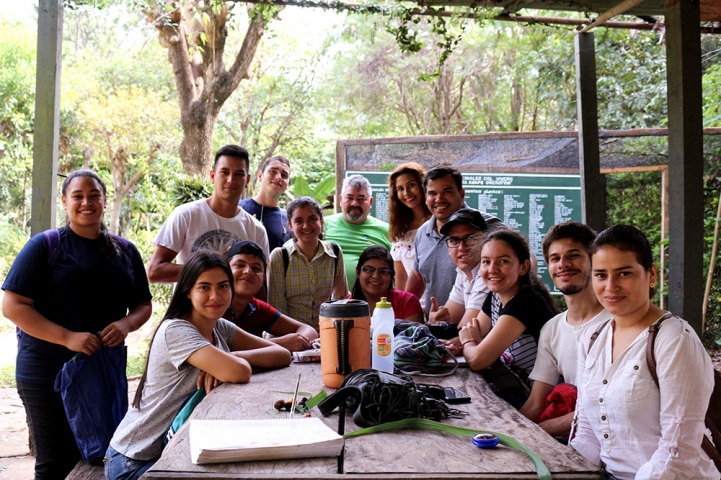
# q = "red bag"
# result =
<box><xmin>538</xmin><ymin>383</ymin><xmax>577</xmax><ymax>423</ymax></box>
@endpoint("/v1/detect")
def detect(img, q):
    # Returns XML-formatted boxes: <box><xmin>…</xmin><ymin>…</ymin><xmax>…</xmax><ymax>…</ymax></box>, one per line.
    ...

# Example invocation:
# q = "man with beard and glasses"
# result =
<box><xmin>406</xmin><ymin>167</ymin><xmax>500</xmax><ymax>318</ymax></box>
<box><xmin>325</xmin><ymin>175</ymin><xmax>391</xmax><ymax>286</ymax></box>
<box><xmin>519</xmin><ymin>221</ymin><xmax>611</xmax><ymax>439</ymax></box>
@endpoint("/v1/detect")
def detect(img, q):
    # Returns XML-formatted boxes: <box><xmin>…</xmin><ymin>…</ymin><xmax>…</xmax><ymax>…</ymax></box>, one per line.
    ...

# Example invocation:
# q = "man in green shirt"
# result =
<box><xmin>325</xmin><ymin>175</ymin><xmax>391</xmax><ymax>286</ymax></box>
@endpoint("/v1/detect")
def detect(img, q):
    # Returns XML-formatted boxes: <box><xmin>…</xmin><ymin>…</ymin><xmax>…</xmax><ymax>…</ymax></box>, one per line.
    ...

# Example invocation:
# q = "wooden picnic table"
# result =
<box><xmin>144</xmin><ymin>363</ymin><xmax>600</xmax><ymax>480</ymax></box>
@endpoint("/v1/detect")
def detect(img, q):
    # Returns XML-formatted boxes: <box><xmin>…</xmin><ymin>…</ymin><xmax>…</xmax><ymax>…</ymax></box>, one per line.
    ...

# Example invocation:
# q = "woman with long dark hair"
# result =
<box><xmin>459</xmin><ymin>229</ymin><xmax>558</xmax><ymax>406</ymax></box>
<box><xmin>2</xmin><ymin>169</ymin><xmax>152</xmax><ymax>479</ymax></box>
<box><xmin>570</xmin><ymin>225</ymin><xmax>717</xmax><ymax>479</ymax></box>
<box><xmin>106</xmin><ymin>251</ymin><xmax>291</xmax><ymax>480</ymax></box>
<box><xmin>387</xmin><ymin>163</ymin><xmax>431</xmax><ymax>291</ymax></box>
<box><xmin>350</xmin><ymin>245</ymin><xmax>423</xmax><ymax>322</ymax></box>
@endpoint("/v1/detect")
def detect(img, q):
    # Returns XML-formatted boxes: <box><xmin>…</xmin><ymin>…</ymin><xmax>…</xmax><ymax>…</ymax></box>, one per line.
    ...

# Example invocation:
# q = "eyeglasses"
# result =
<box><xmin>446</xmin><ymin>234</ymin><xmax>482</xmax><ymax>248</ymax></box>
<box><xmin>360</xmin><ymin>265</ymin><xmax>392</xmax><ymax>276</ymax></box>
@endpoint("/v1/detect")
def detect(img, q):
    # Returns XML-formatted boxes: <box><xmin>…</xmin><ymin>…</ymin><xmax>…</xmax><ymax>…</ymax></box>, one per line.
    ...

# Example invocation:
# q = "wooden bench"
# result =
<box><xmin>66</xmin><ymin>460</ymin><xmax>104</xmax><ymax>480</ymax></box>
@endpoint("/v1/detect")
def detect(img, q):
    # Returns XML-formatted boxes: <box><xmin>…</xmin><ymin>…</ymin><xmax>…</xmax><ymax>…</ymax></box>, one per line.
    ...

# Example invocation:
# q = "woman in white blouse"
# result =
<box><xmin>570</xmin><ymin>225</ymin><xmax>718</xmax><ymax>480</ymax></box>
<box><xmin>387</xmin><ymin>163</ymin><xmax>431</xmax><ymax>291</ymax></box>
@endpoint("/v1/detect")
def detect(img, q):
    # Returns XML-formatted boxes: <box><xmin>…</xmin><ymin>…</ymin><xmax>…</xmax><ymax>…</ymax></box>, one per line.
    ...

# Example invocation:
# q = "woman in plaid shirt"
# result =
<box><xmin>267</xmin><ymin>197</ymin><xmax>349</xmax><ymax>330</ymax></box>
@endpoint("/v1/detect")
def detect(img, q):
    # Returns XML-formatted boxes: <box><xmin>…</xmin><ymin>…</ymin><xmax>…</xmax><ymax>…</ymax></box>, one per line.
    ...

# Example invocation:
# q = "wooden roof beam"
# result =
<box><xmin>237</xmin><ymin>0</ymin><xmax>721</xmax><ymax>33</ymax></box>
<box><xmin>578</xmin><ymin>0</ymin><xmax>647</xmax><ymax>33</ymax></box>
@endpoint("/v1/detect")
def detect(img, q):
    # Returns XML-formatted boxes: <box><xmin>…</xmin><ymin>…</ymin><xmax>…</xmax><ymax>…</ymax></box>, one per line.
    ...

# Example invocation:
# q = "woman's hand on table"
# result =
<box><xmin>272</xmin><ymin>333</ymin><xmax>312</xmax><ymax>352</ymax></box>
<box><xmin>440</xmin><ymin>338</ymin><xmax>462</xmax><ymax>356</ymax></box>
<box><xmin>458</xmin><ymin>318</ymin><xmax>483</xmax><ymax>347</ymax></box>
<box><xmin>197</xmin><ymin>371</ymin><xmax>221</xmax><ymax>394</ymax></box>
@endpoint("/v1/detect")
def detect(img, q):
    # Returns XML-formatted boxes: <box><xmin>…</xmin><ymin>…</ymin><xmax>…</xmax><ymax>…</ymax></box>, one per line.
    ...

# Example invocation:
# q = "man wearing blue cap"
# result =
<box><xmin>225</xmin><ymin>240</ymin><xmax>317</xmax><ymax>352</ymax></box>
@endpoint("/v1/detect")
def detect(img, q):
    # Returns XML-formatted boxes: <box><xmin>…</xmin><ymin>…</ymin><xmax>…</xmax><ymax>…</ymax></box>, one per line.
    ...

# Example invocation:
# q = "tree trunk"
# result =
<box><xmin>179</xmin><ymin>107</ymin><xmax>219</xmax><ymax>175</ymax></box>
<box><xmin>149</xmin><ymin>1</ymin><xmax>272</xmax><ymax>175</ymax></box>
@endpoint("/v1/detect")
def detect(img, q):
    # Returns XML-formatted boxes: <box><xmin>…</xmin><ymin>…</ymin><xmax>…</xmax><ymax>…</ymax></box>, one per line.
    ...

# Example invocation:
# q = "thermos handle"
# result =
<box><xmin>334</xmin><ymin>319</ymin><xmax>354</xmax><ymax>375</ymax></box>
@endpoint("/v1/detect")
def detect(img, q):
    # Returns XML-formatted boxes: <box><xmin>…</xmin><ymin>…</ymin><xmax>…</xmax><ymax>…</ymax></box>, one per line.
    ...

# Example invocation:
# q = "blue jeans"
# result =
<box><xmin>103</xmin><ymin>446</ymin><xmax>156</xmax><ymax>480</ymax></box>
<box><xmin>16</xmin><ymin>380</ymin><xmax>80</xmax><ymax>480</ymax></box>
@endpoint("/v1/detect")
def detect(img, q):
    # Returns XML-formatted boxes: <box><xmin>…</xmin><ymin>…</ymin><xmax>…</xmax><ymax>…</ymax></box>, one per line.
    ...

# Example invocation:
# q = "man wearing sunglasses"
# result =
<box><xmin>427</xmin><ymin>208</ymin><xmax>490</xmax><ymax>354</ymax></box>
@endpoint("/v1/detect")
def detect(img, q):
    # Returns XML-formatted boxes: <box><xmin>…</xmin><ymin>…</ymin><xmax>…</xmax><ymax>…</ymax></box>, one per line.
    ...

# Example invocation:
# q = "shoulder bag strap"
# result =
<box><xmin>44</xmin><ymin>228</ymin><xmax>61</xmax><ymax>264</ymax></box>
<box><xmin>588</xmin><ymin>319</ymin><xmax>611</xmax><ymax>354</ymax></box>
<box><xmin>646</xmin><ymin>312</ymin><xmax>674</xmax><ymax>388</ymax></box>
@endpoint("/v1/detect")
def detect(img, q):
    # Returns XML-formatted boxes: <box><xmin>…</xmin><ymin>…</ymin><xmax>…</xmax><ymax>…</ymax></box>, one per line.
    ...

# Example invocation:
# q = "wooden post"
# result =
<box><xmin>665</xmin><ymin>0</ymin><xmax>703</xmax><ymax>334</ymax></box>
<box><xmin>702</xmin><ymin>190</ymin><xmax>721</xmax><ymax>332</ymax></box>
<box><xmin>575</xmin><ymin>32</ymin><xmax>606</xmax><ymax>233</ymax></box>
<box><xmin>31</xmin><ymin>0</ymin><xmax>63</xmax><ymax>235</ymax></box>
<box><xmin>660</xmin><ymin>167</ymin><xmax>669</xmax><ymax>309</ymax></box>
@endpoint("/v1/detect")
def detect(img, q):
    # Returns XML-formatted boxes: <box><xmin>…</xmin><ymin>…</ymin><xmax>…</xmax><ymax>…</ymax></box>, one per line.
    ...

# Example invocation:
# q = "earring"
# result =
<box><xmin>650</xmin><ymin>282</ymin><xmax>655</xmax><ymax>288</ymax></box>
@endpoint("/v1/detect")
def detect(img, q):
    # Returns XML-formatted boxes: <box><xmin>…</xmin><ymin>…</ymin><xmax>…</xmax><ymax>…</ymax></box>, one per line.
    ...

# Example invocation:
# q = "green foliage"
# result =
<box><xmin>594</xmin><ymin>29</ymin><xmax>667</xmax><ymax>129</ymax></box>
<box><xmin>0</xmin><ymin>215</ymin><xmax>28</xmax><ymax>280</ymax></box>
<box><xmin>703</xmin><ymin>64</ymin><xmax>721</xmax><ymax>127</ymax></box>
<box><xmin>0</xmin><ymin>364</ymin><xmax>15</xmax><ymax>388</ymax></box>
<box><xmin>0</xmin><ymin>19</ymin><xmax>36</xmax><ymax>231</ymax></box>
<box><xmin>288</xmin><ymin>175</ymin><xmax>336</xmax><ymax>208</ymax></box>
<box><xmin>174</xmin><ymin>176</ymin><xmax>213</xmax><ymax>207</ymax></box>
<box><xmin>127</xmin><ymin>348</ymin><xmax>149</xmax><ymax>379</ymax></box>
<box><xmin>702</xmin><ymin>137</ymin><xmax>721</xmax><ymax>346</ymax></box>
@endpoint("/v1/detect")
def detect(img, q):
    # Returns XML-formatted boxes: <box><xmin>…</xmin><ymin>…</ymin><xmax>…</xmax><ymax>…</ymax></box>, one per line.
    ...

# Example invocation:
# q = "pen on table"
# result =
<box><xmin>289</xmin><ymin>373</ymin><xmax>301</xmax><ymax>419</ymax></box>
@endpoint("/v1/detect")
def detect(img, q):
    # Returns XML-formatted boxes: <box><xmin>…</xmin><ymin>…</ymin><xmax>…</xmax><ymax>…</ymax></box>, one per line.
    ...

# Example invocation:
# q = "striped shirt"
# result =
<box><xmin>267</xmin><ymin>240</ymin><xmax>349</xmax><ymax>330</ymax></box>
<box><xmin>483</xmin><ymin>288</ymin><xmax>554</xmax><ymax>377</ymax></box>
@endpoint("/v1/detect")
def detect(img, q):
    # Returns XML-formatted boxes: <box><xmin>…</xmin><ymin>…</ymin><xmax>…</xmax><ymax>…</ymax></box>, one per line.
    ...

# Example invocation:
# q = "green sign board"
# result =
<box><xmin>346</xmin><ymin>170</ymin><xmax>583</xmax><ymax>294</ymax></box>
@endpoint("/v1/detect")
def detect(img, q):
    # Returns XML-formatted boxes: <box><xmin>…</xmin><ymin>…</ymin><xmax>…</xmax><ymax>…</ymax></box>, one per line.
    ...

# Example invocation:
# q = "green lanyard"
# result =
<box><xmin>344</xmin><ymin>418</ymin><xmax>552</xmax><ymax>480</ymax></box>
<box><xmin>306</xmin><ymin>390</ymin><xmax>551</xmax><ymax>479</ymax></box>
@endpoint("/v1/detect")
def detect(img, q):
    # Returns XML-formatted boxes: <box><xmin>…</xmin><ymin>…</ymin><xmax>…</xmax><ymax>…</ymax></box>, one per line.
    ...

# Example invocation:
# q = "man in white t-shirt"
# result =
<box><xmin>428</xmin><ymin>208</ymin><xmax>489</xmax><ymax>336</ymax></box>
<box><xmin>519</xmin><ymin>221</ymin><xmax>611</xmax><ymax>437</ymax></box>
<box><xmin>148</xmin><ymin>145</ymin><xmax>269</xmax><ymax>283</ymax></box>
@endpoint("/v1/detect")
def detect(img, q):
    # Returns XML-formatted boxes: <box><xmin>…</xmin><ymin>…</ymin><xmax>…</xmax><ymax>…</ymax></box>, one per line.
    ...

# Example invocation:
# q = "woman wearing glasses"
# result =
<box><xmin>351</xmin><ymin>245</ymin><xmax>424</xmax><ymax>322</ymax></box>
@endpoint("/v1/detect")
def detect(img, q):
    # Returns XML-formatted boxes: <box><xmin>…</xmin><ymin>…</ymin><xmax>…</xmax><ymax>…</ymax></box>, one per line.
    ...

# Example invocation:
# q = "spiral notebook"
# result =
<box><xmin>189</xmin><ymin>417</ymin><xmax>344</xmax><ymax>465</ymax></box>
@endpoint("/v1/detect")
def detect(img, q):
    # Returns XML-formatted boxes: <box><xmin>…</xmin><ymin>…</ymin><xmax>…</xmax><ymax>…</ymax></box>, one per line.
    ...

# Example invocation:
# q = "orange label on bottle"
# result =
<box><xmin>375</xmin><ymin>334</ymin><xmax>391</xmax><ymax>356</ymax></box>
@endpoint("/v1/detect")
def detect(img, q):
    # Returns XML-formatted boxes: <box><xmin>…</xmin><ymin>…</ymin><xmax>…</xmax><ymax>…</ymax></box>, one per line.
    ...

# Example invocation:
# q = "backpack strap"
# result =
<box><xmin>330</xmin><ymin>242</ymin><xmax>340</xmax><ymax>284</ymax></box>
<box><xmin>44</xmin><ymin>229</ymin><xmax>61</xmax><ymax>265</ymax></box>
<box><xmin>282</xmin><ymin>246</ymin><xmax>290</xmax><ymax>275</ymax></box>
<box><xmin>587</xmin><ymin>319</ymin><xmax>611</xmax><ymax>354</ymax></box>
<box><xmin>645</xmin><ymin>312</ymin><xmax>674</xmax><ymax>388</ymax></box>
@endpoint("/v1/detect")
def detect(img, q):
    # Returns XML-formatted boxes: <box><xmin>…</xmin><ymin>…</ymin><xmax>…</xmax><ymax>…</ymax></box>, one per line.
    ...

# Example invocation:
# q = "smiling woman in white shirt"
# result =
<box><xmin>570</xmin><ymin>225</ymin><xmax>718</xmax><ymax>480</ymax></box>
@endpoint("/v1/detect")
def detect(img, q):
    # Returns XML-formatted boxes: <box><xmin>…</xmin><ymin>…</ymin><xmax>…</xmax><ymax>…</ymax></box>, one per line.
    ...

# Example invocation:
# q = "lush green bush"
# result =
<box><xmin>605</xmin><ymin>140</ymin><xmax>721</xmax><ymax>349</ymax></box>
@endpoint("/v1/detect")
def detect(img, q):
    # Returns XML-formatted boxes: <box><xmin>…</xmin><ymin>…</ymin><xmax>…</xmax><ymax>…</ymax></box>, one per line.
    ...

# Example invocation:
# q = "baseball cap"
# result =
<box><xmin>226</xmin><ymin>240</ymin><xmax>266</xmax><ymax>267</ymax></box>
<box><xmin>439</xmin><ymin>208</ymin><xmax>488</xmax><ymax>236</ymax></box>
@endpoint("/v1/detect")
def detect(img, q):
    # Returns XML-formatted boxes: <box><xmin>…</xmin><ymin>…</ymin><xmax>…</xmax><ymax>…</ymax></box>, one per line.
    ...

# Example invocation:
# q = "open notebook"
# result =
<box><xmin>190</xmin><ymin>417</ymin><xmax>344</xmax><ymax>465</ymax></box>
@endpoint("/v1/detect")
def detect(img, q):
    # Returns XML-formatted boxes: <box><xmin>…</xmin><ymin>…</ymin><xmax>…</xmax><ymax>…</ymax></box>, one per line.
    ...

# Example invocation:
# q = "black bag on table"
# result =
<box><xmin>317</xmin><ymin>369</ymin><xmax>456</xmax><ymax>428</ymax></box>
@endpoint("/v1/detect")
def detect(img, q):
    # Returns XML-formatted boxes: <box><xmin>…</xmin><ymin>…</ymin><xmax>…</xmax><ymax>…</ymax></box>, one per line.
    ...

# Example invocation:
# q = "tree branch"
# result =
<box><xmin>216</xmin><ymin>7</ymin><xmax>270</xmax><ymax>112</ymax></box>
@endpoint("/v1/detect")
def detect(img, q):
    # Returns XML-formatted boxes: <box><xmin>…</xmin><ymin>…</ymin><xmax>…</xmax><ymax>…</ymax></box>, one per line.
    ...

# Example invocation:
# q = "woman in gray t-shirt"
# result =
<box><xmin>105</xmin><ymin>251</ymin><xmax>291</xmax><ymax>480</ymax></box>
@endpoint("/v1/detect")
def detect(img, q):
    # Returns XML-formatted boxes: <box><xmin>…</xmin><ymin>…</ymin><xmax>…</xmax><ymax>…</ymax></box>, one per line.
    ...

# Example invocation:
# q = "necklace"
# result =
<box><xmin>259</xmin><ymin>204</ymin><xmax>287</xmax><ymax>237</ymax></box>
